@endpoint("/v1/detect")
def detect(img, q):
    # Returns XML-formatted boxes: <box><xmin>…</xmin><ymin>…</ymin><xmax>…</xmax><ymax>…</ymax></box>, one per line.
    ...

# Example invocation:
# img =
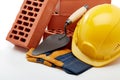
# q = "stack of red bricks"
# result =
<box><xmin>6</xmin><ymin>0</ymin><xmax>111</xmax><ymax>49</ymax></box>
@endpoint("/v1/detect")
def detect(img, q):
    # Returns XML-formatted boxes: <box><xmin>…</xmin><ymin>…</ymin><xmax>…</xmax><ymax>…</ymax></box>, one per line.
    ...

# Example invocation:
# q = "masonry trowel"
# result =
<box><xmin>32</xmin><ymin>5</ymin><xmax>88</xmax><ymax>56</ymax></box>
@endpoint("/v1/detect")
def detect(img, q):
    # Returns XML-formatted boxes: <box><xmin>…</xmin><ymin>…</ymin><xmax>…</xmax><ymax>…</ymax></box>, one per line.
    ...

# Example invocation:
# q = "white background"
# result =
<box><xmin>0</xmin><ymin>0</ymin><xmax>120</xmax><ymax>80</ymax></box>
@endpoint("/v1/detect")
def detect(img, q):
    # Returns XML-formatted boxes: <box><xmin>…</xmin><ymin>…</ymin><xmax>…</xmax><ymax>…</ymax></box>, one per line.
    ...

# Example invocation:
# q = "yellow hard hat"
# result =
<box><xmin>72</xmin><ymin>4</ymin><xmax>120</xmax><ymax>67</ymax></box>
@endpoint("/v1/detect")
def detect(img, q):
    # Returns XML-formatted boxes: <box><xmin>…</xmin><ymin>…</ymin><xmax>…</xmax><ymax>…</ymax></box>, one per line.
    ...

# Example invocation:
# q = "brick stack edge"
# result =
<box><xmin>44</xmin><ymin>0</ymin><xmax>111</xmax><ymax>49</ymax></box>
<box><xmin>6</xmin><ymin>0</ymin><xmax>58</xmax><ymax>49</ymax></box>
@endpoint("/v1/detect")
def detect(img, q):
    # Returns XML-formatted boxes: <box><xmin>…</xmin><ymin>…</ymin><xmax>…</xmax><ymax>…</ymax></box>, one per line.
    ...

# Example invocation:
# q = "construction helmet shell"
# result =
<box><xmin>72</xmin><ymin>4</ymin><xmax>120</xmax><ymax>67</ymax></box>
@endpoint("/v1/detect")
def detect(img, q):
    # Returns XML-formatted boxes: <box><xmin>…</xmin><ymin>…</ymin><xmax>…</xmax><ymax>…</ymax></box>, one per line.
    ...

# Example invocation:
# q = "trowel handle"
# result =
<box><xmin>62</xmin><ymin>5</ymin><xmax>88</xmax><ymax>38</ymax></box>
<box><xmin>67</xmin><ymin>5</ymin><xmax>88</xmax><ymax>24</ymax></box>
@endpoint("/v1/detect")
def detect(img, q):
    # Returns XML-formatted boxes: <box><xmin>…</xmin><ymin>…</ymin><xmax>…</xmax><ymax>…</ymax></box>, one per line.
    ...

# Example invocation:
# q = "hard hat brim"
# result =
<box><xmin>72</xmin><ymin>26</ymin><xmax>120</xmax><ymax>67</ymax></box>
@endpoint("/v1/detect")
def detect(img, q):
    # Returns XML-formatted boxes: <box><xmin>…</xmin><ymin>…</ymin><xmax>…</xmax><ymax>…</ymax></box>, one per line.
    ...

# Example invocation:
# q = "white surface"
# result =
<box><xmin>0</xmin><ymin>0</ymin><xmax>120</xmax><ymax>80</ymax></box>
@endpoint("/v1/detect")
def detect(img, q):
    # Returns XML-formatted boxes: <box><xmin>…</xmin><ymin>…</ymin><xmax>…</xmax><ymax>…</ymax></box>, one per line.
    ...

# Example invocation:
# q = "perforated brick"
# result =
<box><xmin>43</xmin><ymin>15</ymin><xmax>75</xmax><ymax>49</ymax></box>
<box><xmin>46</xmin><ymin>0</ymin><xmax>111</xmax><ymax>34</ymax></box>
<box><xmin>6</xmin><ymin>0</ymin><xmax>58</xmax><ymax>49</ymax></box>
<box><xmin>44</xmin><ymin>29</ymin><xmax>72</xmax><ymax>49</ymax></box>
<box><xmin>47</xmin><ymin>14</ymin><xmax>77</xmax><ymax>31</ymax></box>
<box><xmin>47</xmin><ymin>0</ymin><xmax>111</xmax><ymax>30</ymax></box>
<box><xmin>44</xmin><ymin>0</ymin><xmax>111</xmax><ymax>49</ymax></box>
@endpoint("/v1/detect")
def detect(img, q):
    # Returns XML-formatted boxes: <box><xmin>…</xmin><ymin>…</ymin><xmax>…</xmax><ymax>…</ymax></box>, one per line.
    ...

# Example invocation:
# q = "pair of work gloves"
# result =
<box><xmin>26</xmin><ymin>48</ymin><xmax>92</xmax><ymax>75</ymax></box>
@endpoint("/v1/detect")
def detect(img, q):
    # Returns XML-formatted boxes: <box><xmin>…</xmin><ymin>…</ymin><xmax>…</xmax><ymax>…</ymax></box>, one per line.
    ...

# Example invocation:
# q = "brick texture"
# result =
<box><xmin>6</xmin><ymin>0</ymin><xmax>58</xmax><ymax>49</ymax></box>
<box><xmin>44</xmin><ymin>0</ymin><xmax>111</xmax><ymax>49</ymax></box>
<box><xmin>60</xmin><ymin>0</ymin><xmax>111</xmax><ymax>15</ymax></box>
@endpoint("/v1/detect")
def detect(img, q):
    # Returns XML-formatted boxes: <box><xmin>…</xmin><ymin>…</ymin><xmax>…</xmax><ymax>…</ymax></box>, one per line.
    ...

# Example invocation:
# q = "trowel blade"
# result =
<box><xmin>32</xmin><ymin>34</ymin><xmax>70</xmax><ymax>56</ymax></box>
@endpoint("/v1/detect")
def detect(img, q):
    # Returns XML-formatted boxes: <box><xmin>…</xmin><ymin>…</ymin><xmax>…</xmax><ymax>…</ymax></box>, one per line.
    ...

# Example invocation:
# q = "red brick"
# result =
<box><xmin>43</xmin><ymin>15</ymin><xmax>75</xmax><ymax>49</ymax></box>
<box><xmin>60</xmin><ymin>0</ymin><xmax>111</xmax><ymax>15</ymax></box>
<box><xmin>6</xmin><ymin>0</ymin><xmax>58</xmax><ymax>49</ymax></box>
<box><xmin>47</xmin><ymin>14</ymin><xmax>77</xmax><ymax>31</ymax></box>
<box><xmin>44</xmin><ymin>0</ymin><xmax>111</xmax><ymax>49</ymax></box>
<box><xmin>44</xmin><ymin>29</ymin><xmax>72</xmax><ymax>49</ymax></box>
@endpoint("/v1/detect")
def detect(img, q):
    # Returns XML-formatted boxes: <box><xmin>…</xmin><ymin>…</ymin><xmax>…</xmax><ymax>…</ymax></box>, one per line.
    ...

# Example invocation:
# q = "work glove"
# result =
<box><xmin>26</xmin><ymin>48</ymin><xmax>92</xmax><ymax>75</ymax></box>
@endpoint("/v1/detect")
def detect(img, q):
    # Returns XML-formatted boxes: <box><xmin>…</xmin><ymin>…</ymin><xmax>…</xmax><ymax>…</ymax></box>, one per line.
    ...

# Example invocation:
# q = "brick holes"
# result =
<box><xmin>26</xmin><ymin>1</ymin><xmax>31</xmax><ymax>5</ymax></box>
<box><xmin>19</xmin><ymin>32</ymin><xmax>24</xmax><ymax>36</ymax></box>
<box><xmin>17</xmin><ymin>20</ymin><xmax>22</xmax><ymax>24</ymax></box>
<box><xmin>28</xmin><ymin>12</ymin><xmax>33</xmax><ymax>16</ymax></box>
<box><xmin>48</xmin><ymin>29</ymin><xmax>55</xmax><ymax>33</ymax></box>
<box><xmin>22</xmin><ymin>10</ymin><xmax>27</xmax><ymax>14</ymax></box>
<box><xmin>18</xmin><ymin>26</ymin><xmax>24</xmax><ymax>30</ymax></box>
<box><xmin>47</xmin><ymin>29</ymin><xmax>66</xmax><ymax>34</ymax></box>
<box><xmin>67</xmin><ymin>30</ymin><xmax>73</xmax><ymax>34</ymax></box>
<box><xmin>25</xmin><ymin>28</ymin><xmax>30</xmax><ymax>32</ymax></box>
<box><xmin>23</xmin><ymin>16</ymin><xmax>29</xmax><ymax>20</ymax></box>
<box><xmin>34</xmin><ymin>8</ymin><xmax>39</xmax><ymax>12</ymax></box>
<box><xmin>30</xmin><ymin>23</ymin><xmax>33</xmax><ymax>27</ymax></box>
<box><xmin>56</xmin><ymin>29</ymin><xmax>63</xmax><ymax>34</ymax></box>
<box><xmin>24</xmin><ymin>5</ymin><xmax>27</xmax><ymax>9</ymax></box>
<box><xmin>39</xmin><ymin>0</ymin><xmax>44</xmax><ymax>2</ymax></box>
<box><xmin>27</xmin><ymin>6</ymin><xmax>33</xmax><ymax>11</ymax></box>
<box><xmin>25</xmin><ymin>34</ymin><xmax>28</xmax><ymax>37</ymax></box>
<box><xmin>14</xmin><ymin>25</ymin><xmax>17</xmax><ymax>28</ymax></box>
<box><xmin>39</xmin><ymin>3</ymin><xmax>42</xmax><ymax>7</ymax></box>
<box><xmin>12</xmin><ymin>30</ymin><xmax>17</xmax><ymax>34</ymax></box>
<box><xmin>20</xmin><ymin>38</ymin><xmax>26</xmax><ymax>42</ymax></box>
<box><xmin>19</xmin><ymin>15</ymin><xmax>22</xmax><ymax>19</ymax></box>
<box><xmin>29</xmin><ymin>18</ymin><xmax>35</xmax><ymax>22</ymax></box>
<box><xmin>33</xmin><ymin>2</ymin><xmax>38</xmax><ymax>6</ymax></box>
<box><xmin>34</xmin><ymin>13</ymin><xmax>37</xmax><ymax>17</ymax></box>
<box><xmin>23</xmin><ymin>22</ymin><xmax>29</xmax><ymax>26</ymax></box>
<box><xmin>14</xmin><ymin>36</ymin><xmax>19</xmax><ymax>40</ymax></box>
<box><xmin>9</xmin><ymin>35</ymin><xmax>13</xmax><ymax>38</ymax></box>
